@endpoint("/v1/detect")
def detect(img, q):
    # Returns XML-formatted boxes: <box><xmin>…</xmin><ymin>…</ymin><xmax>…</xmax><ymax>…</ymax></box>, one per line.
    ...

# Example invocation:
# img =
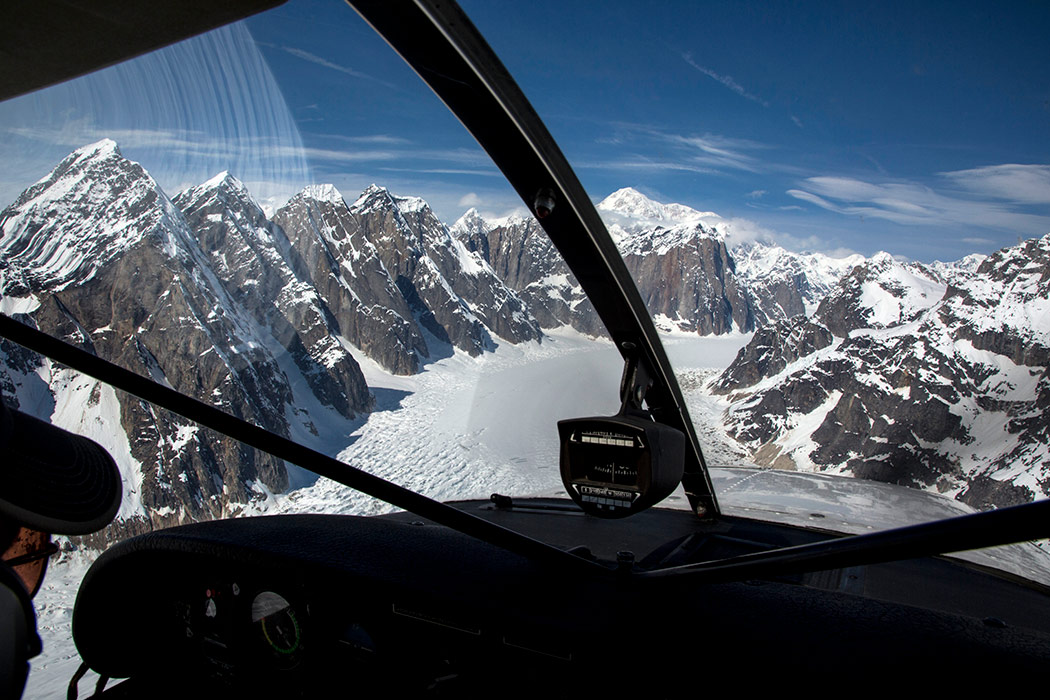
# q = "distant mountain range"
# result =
<box><xmin>1</xmin><ymin>140</ymin><xmax>1045</xmax><ymax>544</ymax></box>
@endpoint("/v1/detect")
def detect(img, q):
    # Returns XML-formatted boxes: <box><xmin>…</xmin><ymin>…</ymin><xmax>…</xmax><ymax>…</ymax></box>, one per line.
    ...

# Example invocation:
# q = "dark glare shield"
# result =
<box><xmin>558</xmin><ymin>415</ymin><xmax>684</xmax><ymax>518</ymax></box>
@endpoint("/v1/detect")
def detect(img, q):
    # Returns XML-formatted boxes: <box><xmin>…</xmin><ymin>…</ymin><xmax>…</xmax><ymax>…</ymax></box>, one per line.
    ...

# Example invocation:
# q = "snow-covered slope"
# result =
<box><xmin>734</xmin><ymin>241</ymin><xmax>865</xmax><ymax>320</ymax></box>
<box><xmin>0</xmin><ymin>141</ymin><xmax>372</xmax><ymax>540</ymax></box>
<box><xmin>0</xmin><ymin>139</ymin><xmax>192</xmax><ymax>292</ymax></box>
<box><xmin>3</xmin><ymin>140</ymin><xmax>1045</xmax><ymax>551</ymax></box>
<box><xmin>597</xmin><ymin>186</ymin><xmax>717</xmax><ymax>236</ymax></box>
<box><xmin>715</xmin><ymin>236</ymin><xmax>1050</xmax><ymax>508</ymax></box>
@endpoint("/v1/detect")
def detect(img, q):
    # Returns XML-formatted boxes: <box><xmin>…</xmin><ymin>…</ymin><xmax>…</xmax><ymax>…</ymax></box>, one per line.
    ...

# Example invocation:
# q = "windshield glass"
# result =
<box><xmin>2</xmin><ymin>1</ymin><xmax>1049</xmax><ymax>695</ymax></box>
<box><xmin>460</xmin><ymin>0</ymin><xmax>1050</xmax><ymax>511</ymax></box>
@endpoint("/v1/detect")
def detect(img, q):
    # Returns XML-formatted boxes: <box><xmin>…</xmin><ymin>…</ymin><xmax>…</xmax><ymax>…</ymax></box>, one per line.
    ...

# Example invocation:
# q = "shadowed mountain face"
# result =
<box><xmin>271</xmin><ymin>185</ymin><xmax>429</xmax><ymax>375</ymax></box>
<box><xmin>0</xmin><ymin>142</ymin><xmax>544</xmax><ymax>542</ymax></box>
<box><xmin>0</xmin><ymin>141</ymin><xmax>372</xmax><ymax>539</ymax></box>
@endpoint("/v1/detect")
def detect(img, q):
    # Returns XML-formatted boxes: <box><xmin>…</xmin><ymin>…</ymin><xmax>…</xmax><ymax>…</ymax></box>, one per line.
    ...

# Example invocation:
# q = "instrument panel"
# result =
<box><xmin>73</xmin><ymin>505</ymin><xmax>1050</xmax><ymax>697</ymax></box>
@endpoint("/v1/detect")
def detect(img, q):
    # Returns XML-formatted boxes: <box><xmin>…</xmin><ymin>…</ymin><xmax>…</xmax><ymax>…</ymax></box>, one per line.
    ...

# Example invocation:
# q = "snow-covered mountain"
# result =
<box><xmin>453</xmin><ymin>210</ymin><xmax>604</xmax><ymax>336</ymax></box>
<box><xmin>458</xmin><ymin>187</ymin><xmax>815</xmax><ymax>336</ymax></box>
<box><xmin>597</xmin><ymin>186</ymin><xmax>718</xmax><ymax>237</ymax></box>
<box><xmin>271</xmin><ymin>184</ymin><xmax>429</xmax><ymax>374</ymax></box>
<box><xmin>714</xmin><ymin>241</ymin><xmax>1050</xmax><ymax>507</ymax></box>
<box><xmin>0</xmin><ymin>140</ymin><xmax>373</xmax><ymax>542</ymax></box>
<box><xmin>595</xmin><ymin>187</ymin><xmax>863</xmax><ymax>332</ymax></box>
<box><xmin>3</xmin><ymin>142</ymin><xmax>1047</xmax><ymax>544</ymax></box>
<box><xmin>0</xmin><ymin>141</ymin><xmax>546</xmax><ymax>542</ymax></box>
<box><xmin>733</xmin><ymin>241</ymin><xmax>865</xmax><ymax>320</ymax></box>
<box><xmin>173</xmin><ymin>172</ymin><xmax>368</xmax><ymax>416</ymax></box>
<box><xmin>345</xmin><ymin>184</ymin><xmax>541</xmax><ymax>356</ymax></box>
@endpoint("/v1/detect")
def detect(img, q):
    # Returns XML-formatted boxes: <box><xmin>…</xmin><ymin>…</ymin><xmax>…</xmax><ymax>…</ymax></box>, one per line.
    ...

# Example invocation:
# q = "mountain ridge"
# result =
<box><xmin>2</xmin><ymin>140</ymin><xmax>1045</xmax><ymax>545</ymax></box>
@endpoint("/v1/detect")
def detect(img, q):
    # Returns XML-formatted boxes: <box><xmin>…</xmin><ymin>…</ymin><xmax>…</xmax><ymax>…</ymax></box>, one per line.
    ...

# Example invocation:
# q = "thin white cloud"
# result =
<box><xmin>582</xmin><ymin>122</ymin><xmax>783</xmax><ymax>178</ymax></box>
<box><xmin>942</xmin><ymin>164</ymin><xmax>1050</xmax><ymax>204</ymax></box>
<box><xmin>320</xmin><ymin>134</ymin><xmax>412</xmax><ymax>146</ymax></box>
<box><xmin>580</xmin><ymin>158</ymin><xmax>720</xmax><ymax>175</ymax></box>
<box><xmin>668</xmin><ymin>134</ymin><xmax>765</xmax><ymax>171</ymax></box>
<box><xmin>281</xmin><ymin>144</ymin><xmax>493</xmax><ymax>169</ymax></box>
<box><xmin>458</xmin><ymin>192</ymin><xmax>482</xmax><ymax>207</ymax></box>
<box><xmin>786</xmin><ymin>188</ymin><xmax>838</xmax><ymax>210</ymax></box>
<box><xmin>747</xmin><ymin>189</ymin><xmax>767</xmax><ymax>198</ymax></box>
<box><xmin>791</xmin><ymin>115</ymin><xmax>804</xmax><ymax>129</ymax></box>
<box><xmin>681</xmin><ymin>53</ymin><xmax>768</xmax><ymax>107</ymax></box>
<box><xmin>4</xmin><ymin>124</ymin><xmax>204</xmax><ymax>152</ymax></box>
<box><xmin>787</xmin><ymin>175</ymin><xmax>1050</xmax><ymax>234</ymax></box>
<box><xmin>294</xmin><ymin>146</ymin><xmax>400</xmax><ymax>163</ymax></box>
<box><xmin>379</xmin><ymin>167</ymin><xmax>501</xmax><ymax>177</ymax></box>
<box><xmin>276</xmin><ymin>46</ymin><xmax>396</xmax><ymax>89</ymax></box>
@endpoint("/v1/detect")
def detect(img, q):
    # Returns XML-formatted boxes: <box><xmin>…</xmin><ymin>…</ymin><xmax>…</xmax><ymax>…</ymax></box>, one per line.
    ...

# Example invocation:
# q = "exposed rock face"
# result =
<box><xmin>619</xmin><ymin>223</ymin><xmax>755</xmax><ymax>334</ymax></box>
<box><xmin>349</xmin><ymin>186</ymin><xmax>541</xmax><ymax>356</ymax></box>
<box><xmin>716</xmin><ymin>241</ymin><xmax>1050</xmax><ymax>508</ymax></box>
<box><xmin>714</xmin><ymin>316</ymin><xmax>835</xmax><ymax>394</ymax></box>
<box><xmin>272</xmin><ymin>185</ymin><xmax>428</xmax><ymax>375</ymax></box>
<box><xmin>458</xmin><ymin>192</ymin><xmax>765</xmax><ymax>337</ymax></box>
<box><xmin>453</xmin><ymin>211</ymin><xmax>602</xmax><ymax>335</ymax></box>
<box><xmin>0</xmin><ymin>140</ymin><xmax>372</xmax><ymax>539</ymax></box>
<box><xmin>174</xmin><ymin>174</ymin><xmax>370</xmax><ymax>416</ymax></box>
<box><xmin>596</xmin><ymin>189</ymin><xmax>757</xmax><ymax>334</ymax></box>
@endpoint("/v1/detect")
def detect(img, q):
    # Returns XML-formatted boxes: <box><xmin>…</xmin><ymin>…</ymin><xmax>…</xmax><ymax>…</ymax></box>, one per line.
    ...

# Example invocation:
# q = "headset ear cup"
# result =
<box><xmin>0</xmin><ymin>563</ymin><xmax>40</xmax><ymax>700</ymax></box>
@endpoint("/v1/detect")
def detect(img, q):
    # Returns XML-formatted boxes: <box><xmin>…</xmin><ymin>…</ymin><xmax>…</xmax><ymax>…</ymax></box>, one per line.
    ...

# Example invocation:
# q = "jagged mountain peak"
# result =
<box><xmin>732</xmin><ymin>240</ymin><xmax>867</xmax><ymax>319</ymax></box>
<box><xmin>200</xmin><ymin>169</ymin><xmax>236</xmax><ymax>189</ymax></box>
<box><xmin>450</xmin><ymin>207</ymin><xmax>488</xmax><ymax>238</ymax></box>
<box><xmin>177</xmin><ymin>171</ymin><xmax>259</xmax><ymax>210</ymax></box>
<box><xmin>67</xmin><ymin>137</ymin><xmax>122</xmax><ymax>165</ymax></box>
<box><xmin>347</xmin><ymin>183</ymin><xmax>432</xmax><ymax>219</ymax></box>
<box><xmin>814</xmin><ymin>252</ymin><xmax>945</xmax><ymax>336</ymax></box>
<box><xmin>597</xmin><ymin>187</ymin><xmax>717</xmax><ymax>229</ymax></box>
<box><xmin>978</xmin><ymin>232</ymin><xmax>1050</xmax><ymax>280</ymax></box>
<box><xmin>867</xmin><ymin>251</ymin><xmax>898</xmax><ymax>267</ymax></box>
<box><xmin>300</xmin><ymin>183</ymin><xmax>346</xmax><ymax>207</ymax></box>
<box><xmin>393</xmin><ymin>194</ymin><xmax>429</xmax><ymax>216</ymax></box>
<box><xmin>615</xmin><ymin>219</ymin><xmax>724</xmax><ymax>256</ymax></box>
<box><xmin>350</xmin><ymin>183</ymin><xmax>405</xmax><ymax>218</ymax></box>
<box><xmin>942</xmin><ymin>233</ymin><xmax>1050</xmax><ymax>351</ymax></box>
<box><xmin>0</xmin><ymin>140</ymin><xmax>190</xmax><ymax>292</ymax></box>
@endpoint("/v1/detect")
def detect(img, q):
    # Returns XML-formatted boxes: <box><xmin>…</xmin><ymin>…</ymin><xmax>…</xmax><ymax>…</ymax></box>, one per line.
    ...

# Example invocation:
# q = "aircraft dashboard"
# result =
<box><xmin>72</xmin><ymin>500</ymin><xmax>1050</xmax><ymax>696</ymax></box>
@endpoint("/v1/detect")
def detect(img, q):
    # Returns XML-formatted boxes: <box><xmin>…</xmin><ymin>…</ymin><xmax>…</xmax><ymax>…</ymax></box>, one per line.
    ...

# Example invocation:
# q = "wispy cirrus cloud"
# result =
<box><xmin>787</xmin><ymin>173</ymin><xmax>1050</xmax><ymax>234</ymax></box>
<box><xmin>379</xmin><ymin>167</ymin><xmax>501</xmax><ymax>177</ymax></box>
<box><xmin>580</xmin><ymin>124</ymin><xmax>772</xmax><ymax>176</ymax></box>
<box><xmin>666</xmin><ymin>133</ymin><xmax>767</xmax><ymax>172</ymax></box>
<box><xmin>941</xmin><ymin>164</ymin><xmax>1050</xmax><ymax>204</ymax></box>
<box><xmin>318</xmin><ymin>134</ymin><xmax>412</xmax><ymax>146</ymax></box>
<box><xmin>263</xmin><ymin>44</ymin><xmax>397</xmax><ymax>89</ymax></box>
<box><xmin>4</xmin><ymin>124</ymin><xmax>207</xmax><ymax>152</ymax></box>
<box><xmin>681</xmin><ymin>53</ymin><xmax>768</xmax><ymax>107</ymax></box>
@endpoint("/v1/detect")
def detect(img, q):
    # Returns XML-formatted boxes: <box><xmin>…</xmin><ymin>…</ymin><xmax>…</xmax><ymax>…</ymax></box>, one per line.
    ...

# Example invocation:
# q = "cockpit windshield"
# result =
<box><xmin>2</xmin><ymin>1</ymin><xmax>1049</xmax><ymax>696</ymax></box>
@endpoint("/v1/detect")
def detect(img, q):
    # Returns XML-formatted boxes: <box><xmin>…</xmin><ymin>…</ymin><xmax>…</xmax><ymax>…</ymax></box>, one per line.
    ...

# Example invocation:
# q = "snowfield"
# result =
<box><xmin>252</xmin><ymin>329</ymin><xmax>753</xmax><ymax>516</ymax></box>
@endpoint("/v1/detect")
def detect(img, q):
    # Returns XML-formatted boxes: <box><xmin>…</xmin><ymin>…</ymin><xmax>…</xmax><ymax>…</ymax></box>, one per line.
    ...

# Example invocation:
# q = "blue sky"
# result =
<box><xmin>2</xmin><ymin>0</ymin><xmax>1048</xmax><ymax>262</ymax></box>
